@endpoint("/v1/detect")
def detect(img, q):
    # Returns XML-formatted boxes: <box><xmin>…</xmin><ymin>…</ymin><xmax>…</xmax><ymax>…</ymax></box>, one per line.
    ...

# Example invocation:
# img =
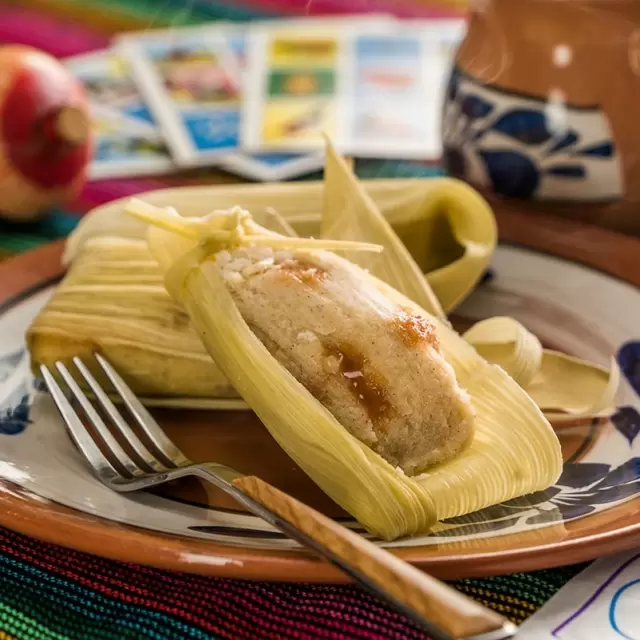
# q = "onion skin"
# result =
<box><xmin>0</xmin><ymin>45</ymin><xmax>92</xmax><ymax>222</ymax></box>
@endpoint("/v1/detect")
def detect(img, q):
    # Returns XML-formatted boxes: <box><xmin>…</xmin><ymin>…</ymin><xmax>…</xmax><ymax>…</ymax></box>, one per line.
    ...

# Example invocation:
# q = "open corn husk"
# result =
<box><xmin>28</xmin><ymin>173</ymin><xmax>497</xmax><ymax>406</ymax></box>
<box><xmin>463</xmin><ymin>317</ymin><xmax>620</xmax><ymax>423</ymax></box>
<box><xmin>124</xmin><ymin>188</ymin><xmax>563</xmax><ymax>539</ymax></box>
<box><xmin>321</xmin><ymin>138</ymin><xmax>445</xmax><ymax>320</ymax></box>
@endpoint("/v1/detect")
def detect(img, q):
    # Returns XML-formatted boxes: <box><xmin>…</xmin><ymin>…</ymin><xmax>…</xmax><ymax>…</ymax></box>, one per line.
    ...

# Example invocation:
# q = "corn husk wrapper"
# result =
<box><xmin>463</xmin><ymin>317</ymin><xmax>620</xmax><ymax>422</ymax></box>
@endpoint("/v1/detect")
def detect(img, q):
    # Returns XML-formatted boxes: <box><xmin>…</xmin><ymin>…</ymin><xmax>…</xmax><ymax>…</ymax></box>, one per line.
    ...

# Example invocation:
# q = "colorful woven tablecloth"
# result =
<box><xmin>0</xmin><ymin>1</ymin><xmax>589</xmax><ymax>638</ymax></box>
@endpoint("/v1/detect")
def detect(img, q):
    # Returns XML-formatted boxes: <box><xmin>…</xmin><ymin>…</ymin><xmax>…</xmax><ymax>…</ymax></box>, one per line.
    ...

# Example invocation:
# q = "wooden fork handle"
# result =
<box><xmin>233</xmin><ymin>476</ymin><xmax>515</xmax><ymax>640</ymax></box>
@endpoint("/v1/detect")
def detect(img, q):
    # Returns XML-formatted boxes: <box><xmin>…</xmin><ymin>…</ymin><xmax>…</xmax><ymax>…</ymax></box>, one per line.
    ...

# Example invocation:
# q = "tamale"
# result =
<box><xmin>62</xmin><ymin>177</ymin><xmax>499</xmax><ymax>310</ymax></box>
<box><xmin>124</xmin><ymin>196</ymin><xmax>563</xmax><ymax>540</ymax></box>
<box><xmin>212</xmin><ymin>243</ymin><xmax>474</xmax><ymax>474</ymax></box>
<box><xmin>26</xmin><ymin>236</ymin><xmax>239</xmax><ymax>405</ymax></box>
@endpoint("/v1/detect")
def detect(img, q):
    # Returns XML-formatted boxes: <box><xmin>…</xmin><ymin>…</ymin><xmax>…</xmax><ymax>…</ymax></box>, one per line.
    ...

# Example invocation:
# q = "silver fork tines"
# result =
<box><xmin>73</xmin><ymin>356</ymin><xmax>166</xmax><ymax>473</ymax></box>
<box><xmin>93</xmin><ymin>353</ymin><xmax>189</xmax><ymax>468</ymax></box>
<box><xmin>44</xmin><ymin>359</ymin><xmax>161</xmax><ymax>481</ymax></box>
<box><xmin>41</xmin><ymin>357</ymin><xmax>186</xmax><ymax>488</ymax></box>
<box><xmin>40</xmin><ymin>363</ymin><xmax>122</xmax><ymax>482</ymax></box>
<box><xmin>40</xmin><ymin>356</ymin><xmax>242</xmax><ymax>492</ymax></box>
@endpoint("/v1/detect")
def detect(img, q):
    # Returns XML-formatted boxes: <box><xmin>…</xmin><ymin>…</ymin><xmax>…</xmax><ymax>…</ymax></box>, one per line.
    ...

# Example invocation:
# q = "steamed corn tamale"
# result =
<box><xmin>214</xmin><ymin>244</ymin><xmax>474</xmax><ymax>474</ymax></box>
<box><xmin>127</xmin><ymin>201</ymin><xmax>562</xmax><ymax>539</ymax></box>
<box><xmin>27</xmin><ymin>237</ymin><xmax>237</xmax><ymax>401</ymax></box>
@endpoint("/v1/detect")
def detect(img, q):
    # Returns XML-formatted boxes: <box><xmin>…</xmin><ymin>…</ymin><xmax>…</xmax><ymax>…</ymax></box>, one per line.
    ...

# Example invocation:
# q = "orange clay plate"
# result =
<box><xmin>0</xmin><ymin>208</ymin><xmax>639</xmax><ymax>582</ymax></box>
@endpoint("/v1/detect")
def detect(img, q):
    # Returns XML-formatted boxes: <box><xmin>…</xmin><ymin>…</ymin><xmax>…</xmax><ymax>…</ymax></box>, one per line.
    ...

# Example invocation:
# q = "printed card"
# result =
<box><xmin>404</xmin><ymin>18</ymin><xmax>467</xmax><ymax>59</ymax></box>
<box><xmin>243</xmin><ymin>25</ymin><xmax>346</xmax><ymax>153</ymax></box>
<box><xmin>341</xmin><ymin>31</ymin><xmax>448</xmax><ymax>159</ymax></box>
<box><xmin>118</xmin><ymin>25</ymin><xmax>246</xmax><ymax>165</ymax></box>
<box><xmin>65</xmin><ymin>49</ymin><xmax>155</xmax><ymax>124</ymax></box>
<box><xmin>243</xmin><ymin>20</ymin><xmax>453</xmax><ymax>159</ymax></box>
<box><xmin>88</xmin><ymin>105</ymin><xmax>174</xmax><ymax>180</ymax></box>
<box><xmin>219</xmin><ymin>152</ymin><xmax>325</xmax><ymax>182</ymax></box>
<box><xmin>65</xmin><ymin>50</ymin><xmax>174</xmax><ymax>179</ymax></box>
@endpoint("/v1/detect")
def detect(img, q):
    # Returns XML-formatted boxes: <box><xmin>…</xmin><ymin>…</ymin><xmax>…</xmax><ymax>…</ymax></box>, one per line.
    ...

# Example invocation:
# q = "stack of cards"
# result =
<box><xmin>64</xmin><ymin>16</ymin><xmax>466</xmax><ymax>182</ymax></box>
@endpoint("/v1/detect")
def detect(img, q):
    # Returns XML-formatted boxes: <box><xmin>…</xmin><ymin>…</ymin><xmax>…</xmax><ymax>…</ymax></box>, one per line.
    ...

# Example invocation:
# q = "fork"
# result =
<box><xmin>40</xmin><ymin>354</ymin><xmax>517</xmax><ymax>640</ymax></box>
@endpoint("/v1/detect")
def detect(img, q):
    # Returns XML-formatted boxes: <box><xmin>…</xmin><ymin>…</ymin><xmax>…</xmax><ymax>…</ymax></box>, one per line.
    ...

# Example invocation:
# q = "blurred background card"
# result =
<box><xmin>118</xmin><ymin>25</ymin><xmax>245</xmax><ymax>165</ymax></box>
<box><xmin>404</xmin><ymin>18</ymin><xmax>467</xmax><ymax>58</ymax></box>
<box><xmin>88</xmin><ymin>105</ymin><xmax>174</xmax><ymax>179</ymax></box>
<box><xmin>68</xmin><ymin>17</ymin><xmax>460</xmax><ymax>179</ymax></box>
<box><xmin>341</xmin><ymin>32</ymin><xmax>446</xmax><ymax>159</ymax></box>
<box><xmin>243</xmin><ymin>25</ymin><xmax>345</xmax><ymax>153</ymax></box>
<box><xmin>243</xmin><ymin>19</ymin><xmax>462</xmax><ymax>159</ymax></box>
<box><xmin>64</xmin><ymin>50</ymin><xmax>173</xmax><ymax>178</ymax></box>
<box><xmin>64</xmin><ymin>49</ymin><xmax>155</xmax><ymax>124</ymax></box>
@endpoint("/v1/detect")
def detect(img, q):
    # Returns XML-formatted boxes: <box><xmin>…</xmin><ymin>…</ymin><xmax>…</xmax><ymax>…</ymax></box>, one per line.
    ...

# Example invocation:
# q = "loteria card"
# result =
<box><xmin>116</xmin><ymin>18</ymin><xmax>396</xmax><ymax>180</ymax></box>
<box><xmin>64</xmin><ymin>49</ymin><xmax>155</xmax><ymax>125</ymax></box>
<box><xmin>340</xmin><ymin>31</ymin><xmax>450</xmax><ymax>159</ymax></box>
<box><xmin>244</xmin><ymin>19</ymin><xmax>465</xmax><ymax>159</ymax></box>
<box><xmin>64</xmin><ymin>50</ymin><xmax>173</xmax><ymax>178</ymax></box>
<box><xmin>117</xmin><ymin>25</ymin><xmax>246</xmax><ymax>165</ymax></box>
<box><xmin>88</xmin><ymin>104</ymin><xmax>174</xmax><ymax>180</ymax></box>
<box><xmin>242</xmin><ymin>24</ymin><xmax>347</xmax><ymax>154</ymax></box>
<box><xmin>218</xmin><ymin>151</ymin><xmax>325</xmax><ymax>182</ymax></box>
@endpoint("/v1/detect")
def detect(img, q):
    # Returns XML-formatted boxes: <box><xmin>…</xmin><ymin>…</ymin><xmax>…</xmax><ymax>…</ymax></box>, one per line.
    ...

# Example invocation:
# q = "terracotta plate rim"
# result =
<box><xmin>1</xmin><ymin>209</ymin><xmax>639</xmax><ymax>581</ymax></box>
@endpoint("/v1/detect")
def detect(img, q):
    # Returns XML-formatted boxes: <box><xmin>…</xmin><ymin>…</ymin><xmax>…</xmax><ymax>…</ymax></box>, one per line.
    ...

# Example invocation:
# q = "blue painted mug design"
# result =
<box><xmin>442</xmin><ymin>67</ymin><xmax>624</xmax><ymax>203</ymax></box>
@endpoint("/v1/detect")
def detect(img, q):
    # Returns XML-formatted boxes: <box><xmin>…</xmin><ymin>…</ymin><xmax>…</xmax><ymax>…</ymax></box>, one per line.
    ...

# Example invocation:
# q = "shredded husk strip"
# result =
<box><xmin>463</xmin><ymin>317</ymin><xmax>543</xmax><ymax>388</ymax></box>
<box><xmin>463</xmin><ymin>317</ymin><xmax>619</xmax><ymax>422</ymax></box>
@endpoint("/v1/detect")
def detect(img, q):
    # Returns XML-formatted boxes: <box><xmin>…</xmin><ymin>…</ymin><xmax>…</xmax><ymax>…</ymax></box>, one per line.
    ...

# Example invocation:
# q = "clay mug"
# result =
<box><xmin>442</xmin><ymin>0</ymin><xmax>640</xmax><ymax>235</ymax></box>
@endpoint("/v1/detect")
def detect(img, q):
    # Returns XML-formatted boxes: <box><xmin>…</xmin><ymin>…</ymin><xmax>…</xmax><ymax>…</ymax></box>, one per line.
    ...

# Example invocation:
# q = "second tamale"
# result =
<box><xmin>26</xmin><ymin>236</ymin><xmax>237</xmax><ymax>401</ymax></box>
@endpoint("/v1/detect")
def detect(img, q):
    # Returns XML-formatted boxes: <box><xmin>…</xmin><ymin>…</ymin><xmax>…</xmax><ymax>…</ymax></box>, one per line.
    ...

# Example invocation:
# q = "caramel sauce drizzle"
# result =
<box><xmin>278</xmin><ymin>259</ymin><xmax>327</xmax><ymax>286</ymax></box>
<box><xmin>325</xmin><ymin>343</ymin><xmax>389</xmax><ymax>423</ymax></box>
<box><xmin>389</xmin><ymin>310</ymin><xmax>439</xmax><ymax>350</ymax></box>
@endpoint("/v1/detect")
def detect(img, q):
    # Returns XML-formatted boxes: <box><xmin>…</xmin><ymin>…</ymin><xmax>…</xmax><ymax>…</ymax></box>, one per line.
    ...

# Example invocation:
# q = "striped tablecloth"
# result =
<box><xmin>0</xmin><ymin>2</ymin><xmax>588</xmax><ymax>638</ymax></box>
